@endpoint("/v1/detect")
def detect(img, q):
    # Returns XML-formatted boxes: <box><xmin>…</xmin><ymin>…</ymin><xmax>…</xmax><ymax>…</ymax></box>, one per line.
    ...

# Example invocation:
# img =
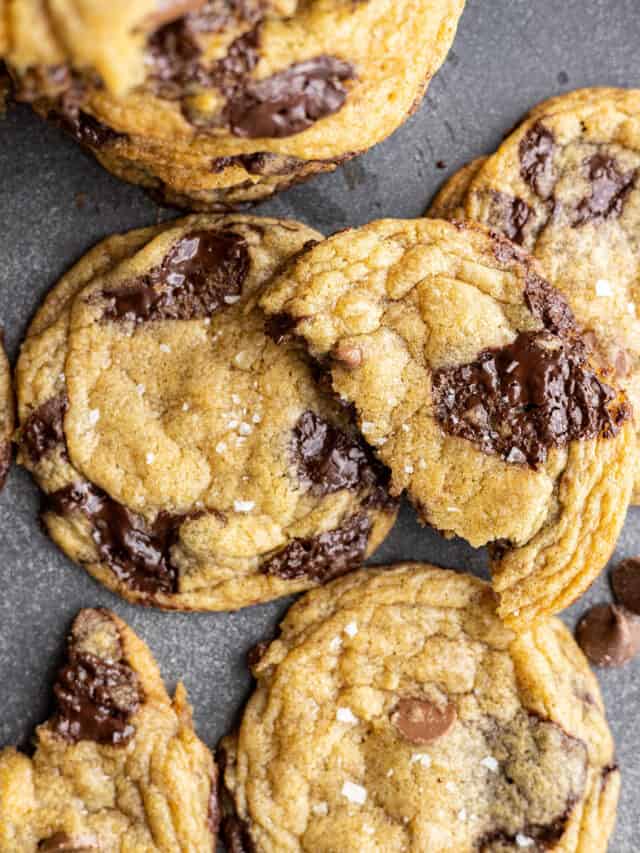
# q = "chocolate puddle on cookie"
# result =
<box><xmin>47</xmin><ymin>481</ymin><xmax>187</xmax><ymax>595</ymax></box>
<box><xmin>52</xmin><ymin>650</ymin><xmax>142</xmax><ymax>746</ymax></box>
<box><xmin>97</xmin><ymin>229</ymin><xmax>250</xmax><ymax>323</ymax></box>
<box><xmin>432</xmin><ymin>330</ymin><xmax>628</xmax><ymax>468</ymax></box>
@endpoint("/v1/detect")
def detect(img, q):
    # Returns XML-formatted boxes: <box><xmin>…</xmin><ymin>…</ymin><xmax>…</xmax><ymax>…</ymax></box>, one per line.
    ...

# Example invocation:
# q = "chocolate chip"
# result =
<box><xmin>221</xmin><ymin>815</ymin><xmax>257</xmax><ymax>853</ymax></box>
<box><xmin>432</xmin><ymin>330</ymin><xmax>627</xmax><ymax>469</ymax></box>
<box><xmin>226</xmin><ymin>56</ymin><xmax>356</xmax><ymax>138</ymax></box>
<box><xmin>576</xmin><ymin>604</ymin><xmax>640</xmax><ymax>667</ymax></box>
<box><xmin>98</xmin><ymin>230</ymin><xmax>250</xmax><ymax>323</ymax></box>
<box><xmin>261</xmin><ymin>513</ymin><xmax>371</xmax><ymax>581</ymax></box>
<box><xmin>519</xmin><ymin>122</ymin><xmax>556</xmax><ymax>199</ymax></box>
<box><xmin>38</xmin><ymin>834</ymin><xmax>98</xmax><ymax>852</ymax></box>
<box><xmin>291</xmin><ymin>411</ymin><xmax>387</xmax><ymax>497</ymax></box>
<box><xmin>52</xmin><ymin>650</ymin><xmax>141</xmax><ymax>746</ymax></box>
<box><xmin>46</xmin><ymin>481</ymin><xmax>186</xmax><ymax>594</ymax></box>
<box><xmin>573</xmin><ymin>154</ymin><xmax>636</xmax><ymax>226</ymax></box>
<box><xmin>391</xmin><ymin>698</ymin><xmax>456</xmax><ymax>745</ymax></box>
<box><xmin>524</xmin><ymin>272</ymin><xmax>576</xmax><ymax>337</ymax></box>
<box><xmin>50</xmin><ymin>109</ymin><xmax>124</xmax><ymax>148</ymax></box>
<box><xmin>489</xmin><ymin>191</ymin><xmax>532</xmax><ymax>245</ymax></box>
<box><xmin>612</xmin><ymin>558</ymin><xmax>640</xmax><ymax>615</ymax></box>
<box><xmin>211</xmin><ymin>151</ymin><xmax>307</xmax><ymax>176</ymax></box>
<box><xmin>21</xmin><ymin>394</ymin><xmax>68</xmax><ymax>463</ymax></box>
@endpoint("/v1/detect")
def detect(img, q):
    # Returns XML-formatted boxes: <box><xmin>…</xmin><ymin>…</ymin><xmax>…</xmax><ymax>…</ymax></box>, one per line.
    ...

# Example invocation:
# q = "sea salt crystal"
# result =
<box><xmin>136</xmin><ymin>384</ymin><xmax>145</xmax><ymax>396</ymax></box>
<box><xmin>480</xmin><ymin>756</ymin><xmax>499</xmax><ymax>772</ymax></box>
<box><xmin>252</xmin><ymin>413</ymin><xmax>262</xmax><ymax>424</ymax></box>
<box><xmin>234</xmin><ymin>499</ymin><xmax>255</xmax><ymax>513</ymax></box>
<box><xmin>146</xmin><ymin>452</ymin><xmax>155</xmax><ymax>464</ymax></box>
<box><xmin>458</xmin><ymin>809</ymin><xmax>467</xmax><ymax>822</ymax></box>
<box><xmin>159</xmin><ymin>343</ymin><xmax>171</xmax><ymax>353</ymax></box>
<box><xmin>410</xmin><ymin>753</ymin><xmax>432</xmax><ymax>768</ymax></box>
<box><xmin>595</xmin><ymin>279</ymin><xmax>613</xmax><ymax>297</ymax></box>
<box><xmin>312</xmin><ymin>802</ymin><xmax>329</xmax><ymax>816</ymax></box>
<box><xmin>224</xmin><ymin>294</ymin><xmax>241</xmax><ymax>304</ymax></box>
<box><xmin>182</xmin><ymin>402</ymin><xmax>190</xmax><ymax>412</ymax></box>
<box><xmin>404</xmin><ymin>464</ymin><xmax>414</xmax><ymax>474</ymax></box>
<box><xmin>336</xmin><ymin>707</ymin><xmax>359</xmax><ymax>725</ymax></box>
<box><xmin>329</xmin><ymin>636</ymin><xmax>342</xmax><ymax>652</ymax></box>
<box><xmin>515</xmin><ymin>835</ymin><xmax>535</xmax><ymax>848</ymax></box>
<box><xmin>88</xmin><ymin>409</ymin><xmax>100</xmax><ymax>425</ymax></box>
<box><xmin>216</xmin><ymin>441</ymin><xmax>227</xmax><ymax>454</ymax></box>
<box><xmin>341</xmin><ymin>781</ymin><xmax>367</xmax><ymax>805</ymax></box>
<box><xmin>239</xmin><ymin>423</ymin><xmax>252</xmax><ymax>436</ymax></box>
<box><xmin>344</xmin><ymin>621</ymin><xmax>358</xmax><ymax>637</ymax></box>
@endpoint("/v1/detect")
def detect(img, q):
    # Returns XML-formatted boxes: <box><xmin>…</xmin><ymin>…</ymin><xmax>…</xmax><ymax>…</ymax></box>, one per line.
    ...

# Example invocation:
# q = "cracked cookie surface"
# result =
<box><xmin>15</xmin><ymin>214</ymin><xmax>397</xmax><ymax>611</ymax></box>
<box><xmin>426</xmin><ymin>88</ymin><xmax>640</xmax><ymax>503</ymax></box>
<box><xmin>220</xmin><ymin>564</ymin><xmax>619</xmax><ymax>852</ymax></box>
<box><xmin>260</xmin><ymin>218</ymin><xmax>634</xmax><ymax>628</ymax></box>
<box><xmin>0</xmin><ymin>608</ymin><xmax>216</xmax><ymax>852</ymax></box>
<box><xmin>0</xmin><ymin>334</ymin><xmax>13</xmax><ymax>490</ymax></box>
<box><xmin>1</xmin><ymin>0</ymin><xmax>465</xmax><ymax>207</ymax></box>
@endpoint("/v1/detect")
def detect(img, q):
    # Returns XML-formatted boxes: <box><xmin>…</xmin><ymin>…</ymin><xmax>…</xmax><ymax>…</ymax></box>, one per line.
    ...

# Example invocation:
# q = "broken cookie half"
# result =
<box><xmin>260</xmin><ymin>218</ymin><xmax>635</xmax><ymax>629</ymax></box>
<box><xmin>0</xmin><ymin>609</ymin><xmax>217</xmax><ymax>851</ymax></box>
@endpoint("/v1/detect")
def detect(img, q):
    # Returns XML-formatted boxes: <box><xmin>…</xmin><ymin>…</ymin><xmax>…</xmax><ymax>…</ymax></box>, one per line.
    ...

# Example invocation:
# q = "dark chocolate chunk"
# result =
<box><xmin>519</xmin><ymin>121</ymin><xmax>556</xmax><ymax>199</ymax></box>
<box><xmin>261</xmin><ymin>513</ymin><xmax>371</xmax><ymax>581</ymax></box>
<box><xmin>291</xmin><ymin>410</ymin><xmax>387</xmax><ymax>497</ymax></box>
<box><xmin>21</xmin><ymin>394</ymin><xmax>68</xmax><ymax>463</ymax></box>
<box><xmin>264</xmin><ymin>313</ymin><xmax>298</xmax><ymax>343</ymax></box>
<box><xmin>391</xmin><ymin>698</ymin><xmax>457</xmax><ymax>745</ymax></box>
<box><xmin>524</xmin><ymin>271</ymin><xmax>576</xmax><ymax>337</ymax></box>
<box><xmin>576</xmin><ymin>603</ymin><xmax>640</xmax><ymax>667</ymax></box>
<box><xmin>226</xmin><ymin>56</ymin><xmax>356</xmax><ymax>138</ymax></box>
<box><xmin>98</xmin><ymin>230</ymin><xmax>250</xmax><ymax>323</ymax></box>
<box><xmin>573</xmin><ymin>154</ymin><xmax>636</xmax><ymax>226</ymax></box>
<box><xmin>489</xmin><ymin>191</ymin><xmax>532</xmax><ymax>245</ymax></box>
<box><xmin>49</xmin><ymin>104</ymin><xmax>124</xmax><ymax>148</ymax></box>
<box><xmin>47</xmin><ymin>481</ymin><xmax>185</xmax><ymax>594</ymax></box>
<box><xmin>221</xmin><ymin>815</ymin><xmax>257</xmax><ymax>853</ymax></box>
<box><xmin>52</xmin><ymin>651</ymin><xmax>141</xmax><ymax>746</ymax></box>
<box><xmin>432</xmin><ymin>330</ymin><xmax>627</xmax><ymax>469</ymax></box>
<box><xmin>38</xmin><ymin>834</ymin><xmax>98</xmax><ymax>852</ymax></box>
<box><xmin>611</xmin><ymin>557</ymin><xmax>640</xmax><ymax>614</ymax></box>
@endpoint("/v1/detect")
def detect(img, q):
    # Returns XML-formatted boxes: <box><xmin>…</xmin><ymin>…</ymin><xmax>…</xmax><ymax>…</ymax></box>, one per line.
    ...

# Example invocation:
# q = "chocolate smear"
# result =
<box><xmin>576</xmin><ymin>604</ymin><xmax>640</xmax><ymax>667</ymax></box>
<box><xmin>612</xmin><ymin>557</ymin><xmax>640</xmax><ymax>614</ymax></box>
<box><xmin>432</xmin><ymin>330</ymin><xmax>627</xmax><ymax>468</ymax></box>
<box><xmin>261</xmin><ymin>513</ymin><xmax>371</xmax><ymax>581</ymax></box>
<box><xmin>47</xmin><ymin>481</ymin><xmax>185</xmax><ymax>594</ymax></box>
<box><xmin>226</xmin><ymin>56</ymin><xmax>356</xmax><ymax>138</ymax></box>
<box><xmin>98</xmin><ymin>230</ymin><xmax>250</xmax><ymax>323</ymax></box>
<box><xmin>391</xmin><ymin>698</ymin><xmax>456</xmax><ymax>745</ymax></box>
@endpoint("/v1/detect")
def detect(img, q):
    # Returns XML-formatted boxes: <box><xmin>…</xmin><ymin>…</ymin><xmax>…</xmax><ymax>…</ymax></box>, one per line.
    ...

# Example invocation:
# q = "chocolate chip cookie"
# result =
<box><xmin>0</xmin><ymin>333</ymin><xmax>13</xmax><ymax>490</ymax></box>
<box><xmin>219</xmin><ymin>564</ymin><xmax>619</xmax><ymax>852</ymax></box>
<box><xmin>427</xmin><ymin>88</ymin><xmax>640</xmax><ymax>503</ymax></box>
<box><xmin>0</xmin><ymin>608</ymin><xmax>217</xmax><ymax>851</ymax></box>
<box><xmin>2</xmin><ymin>0</ymin><xmax>466</xmax><ymax>208</ymax></box>
<box><xmin>260</xmin><ymin>218</ymin><xmax>634</xmax><ymax>629</ymax></box>
<box><xmin>15</xmin><ymin>215</ymin><xmax>397</xmax><ymax>610</ymax></box>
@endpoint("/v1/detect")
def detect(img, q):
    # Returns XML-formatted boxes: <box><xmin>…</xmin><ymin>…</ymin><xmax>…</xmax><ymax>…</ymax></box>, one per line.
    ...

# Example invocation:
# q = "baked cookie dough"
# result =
<box><xmin>427</xmin><ymin>88</ymin><xmax>640</xmax><ymax>503</ymax></box>
<box><xmin>219</xmin><ymin>564</ymin><xmax>619</xmax><ymax>853</ymax></box>
<box><xmin>0</xmin><ymin>332</ymin><xmax>13</xmax><ymax>490</ymax></box>
<box><xmin>260</xmin><ymin>218</ymin><xmax>634</xmax><ymax>628</ymax></box>
<box><xmin>2</xmin><ymin>0</ymin><xmax>466</xmax><ymax>208</ymax></box>
<box><xmin>15</xmin><ymin>214</ymin><xmax>397</xmax><ymax>611</ymax></box>
<box><xmin>0</xmin><ymin>608</ymin><xmax>217</xmax><ymax>851</ymax></box>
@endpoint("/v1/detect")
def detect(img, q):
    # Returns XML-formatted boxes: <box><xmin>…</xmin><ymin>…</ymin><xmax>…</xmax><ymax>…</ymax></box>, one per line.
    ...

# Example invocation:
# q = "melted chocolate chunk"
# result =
<box><xmin>490</xmin><ymin>191</ymin><xmax>532</xmax><ymax>245</ymax></box>
<box><xmin>432</xmin><ymin>330</ymin><xmax>626</xmax><ymax>468</ymax></box>
<box><xmin>479</xmin><ymin>817</ymin><xmax>569</xmax><ymax>852</ymax></box>
<box><xmin>576</xmin><ymin>603</ymin><xmax>640</xmax><ymax>667</ymax></box>
<box><xmin>524</xmin><ymin>272</ymin><xmax>576</xmax><ymax>337</ymax></box>
<box><xmin>291</xmin><ymin>411</ymin><xmax>387</xmax><ymax>497</ymax></box>
<box><xmin>573</xmin><ymin>154</ymin><xmax>636</xmax><ymax>226</ymax></box>
<box><xmin>226</xmin><ymin>56</ymin><xmax>356</xmax><ymax>138</ymax></box>
<box><xmin>519</xmin><ymin>122</ymin><xmax>556</xmax><ymax>199</ymax></box>
<box><xmin>21</xmin><ymin>394</ymin><xmax>68</xmax><ymax>462</ymax></box>
<box><xmin>261</xmin><ymin>513</ymin><xmax>371</xmax><ymax>581</ymax></box>
<box><xmin>99</xmin><ymin>230</ymin><xmax>250</xmax><ymax>323</ymax></box>
<box><xmin>612</xmin><ymin>557</ymin><xmax>640</xmax><ymax>614</ymax></box>
<box><xmin>0</xmin><ymin>439</ymin><xmax>11</xmax><ymax>491</ymax></box>
<box><xmin>47</xmin><ymin>481</ymin><xmax>185</xmax><ymax>594</ymax></box>
<box><xmin>52</xmin><ymin>651</ymin><xmax>141</xmax><ymax>746</ymax></box>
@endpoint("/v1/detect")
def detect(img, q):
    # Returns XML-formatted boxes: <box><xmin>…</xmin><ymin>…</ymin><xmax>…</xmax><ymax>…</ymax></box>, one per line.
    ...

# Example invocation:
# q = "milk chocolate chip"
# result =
<box><xmin>99</xmin><ymin>230</ymin><xmax>250</xmax><ymax>323</ymax></box>
<box><xmin>261</xmin><ymin>512</ymin><xmax>371</xmax><ymax>581</ymax></box>
<box><xmin>612</xmin><ymin>557</ymin><xmax>640</xmax><ymax>614</ymax></box>
<box><xmin>576</xmin><ymin>604</ymin><xmax>640</xmax><ymax>667</ymax></box>
<box><xmin>226</xmin><ymin>56</ymin><xmax>356</xmax><ymax>138</ymax></box>
<box><xmin>432</xmin><ymin>330</ymin><xmax>626</xmax><ymax>468</ymax></box>
<box><xmin>53</xmin><ymin>651</ymin><xmax>141</xmax><ymax>745</ymax></box>
<box><xmin>391</xmin><ymin>698</ymin><xmax>456</xmax><ymax>745</ymax></box>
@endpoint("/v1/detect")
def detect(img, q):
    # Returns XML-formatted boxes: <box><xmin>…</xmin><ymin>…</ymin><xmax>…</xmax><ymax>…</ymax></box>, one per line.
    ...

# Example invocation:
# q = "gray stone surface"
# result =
<box><xmin>0</xmin><ymin>0</ymin><xmax>639</xmax><ymax>849</ymax></box>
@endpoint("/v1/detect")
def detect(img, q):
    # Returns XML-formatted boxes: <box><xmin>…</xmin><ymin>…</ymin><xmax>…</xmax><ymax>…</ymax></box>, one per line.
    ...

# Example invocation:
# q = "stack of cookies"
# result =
<box><xmin>0</xmin><ymin>1</ymin><xmax>638</xmax><ymax>848</ymax></box>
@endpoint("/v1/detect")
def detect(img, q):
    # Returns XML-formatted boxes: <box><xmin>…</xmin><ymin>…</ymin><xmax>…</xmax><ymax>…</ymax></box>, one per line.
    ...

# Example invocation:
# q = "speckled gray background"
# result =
<box><xmin>0</xmin><ymin>0</ymin><xmax>639</xmax><ymax>849</ymax></box>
